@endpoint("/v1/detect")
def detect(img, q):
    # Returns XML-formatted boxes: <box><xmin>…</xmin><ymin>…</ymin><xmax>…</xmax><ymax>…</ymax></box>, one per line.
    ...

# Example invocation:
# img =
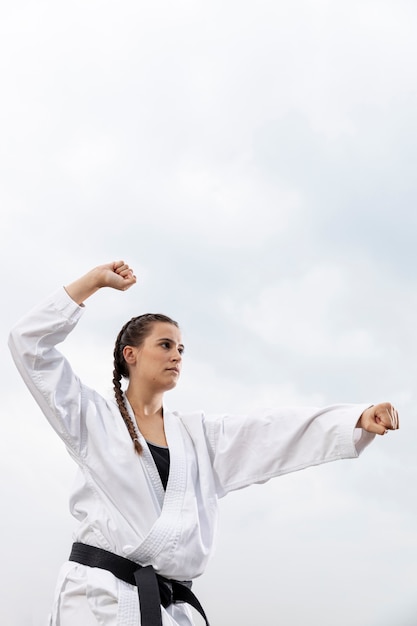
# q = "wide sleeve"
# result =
<box><xmin>8</xmin><ymin>287</ymin><xmax>89</xmax><ymax>456</ymax></box>
<box><xmin>201</xmin><ymin>404</ymin><xmax>374</xmax><ymax>497</ymax></box>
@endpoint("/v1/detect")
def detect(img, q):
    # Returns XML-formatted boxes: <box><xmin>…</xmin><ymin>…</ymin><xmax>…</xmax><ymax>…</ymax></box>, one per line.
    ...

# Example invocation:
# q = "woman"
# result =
<box><xmin>8</xmin><ymin>260</ymin><xmax>399</xmax><ymax>626</ymax></box>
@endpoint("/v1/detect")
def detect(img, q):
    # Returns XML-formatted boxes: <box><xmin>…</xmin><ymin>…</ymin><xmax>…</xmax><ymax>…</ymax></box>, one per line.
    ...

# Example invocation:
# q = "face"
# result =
<box><xmin>124</xmin><ymin>322</ymin><xmax>184</xmax><ymax>393</ymax></box>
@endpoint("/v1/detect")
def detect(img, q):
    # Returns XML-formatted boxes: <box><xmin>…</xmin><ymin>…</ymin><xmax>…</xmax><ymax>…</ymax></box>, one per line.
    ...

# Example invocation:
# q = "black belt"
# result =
<box><xmin>69</xmin><ymin>542</ymin><xmax>210</xmax><ymax>626</ymax></box>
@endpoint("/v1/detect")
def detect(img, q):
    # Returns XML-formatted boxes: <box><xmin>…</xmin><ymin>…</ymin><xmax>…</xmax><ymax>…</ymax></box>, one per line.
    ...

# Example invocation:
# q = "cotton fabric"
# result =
<box><xmin>8</xmin><ymin>288</ymin><xmax>374</xmax><ymax>625</ymax></box>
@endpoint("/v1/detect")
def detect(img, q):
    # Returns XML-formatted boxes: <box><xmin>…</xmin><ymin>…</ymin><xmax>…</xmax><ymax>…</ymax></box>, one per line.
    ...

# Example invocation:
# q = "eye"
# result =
<box><xmin>159</xmin><ymin>340</ymin><xmax>184</xmax><ymax>354</ymax></box>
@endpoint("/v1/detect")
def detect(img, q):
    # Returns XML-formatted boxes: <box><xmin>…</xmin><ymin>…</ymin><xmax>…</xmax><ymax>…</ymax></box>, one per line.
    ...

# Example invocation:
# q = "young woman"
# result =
<box><xmin>8</xmin><ymin>260</ymin><xmax>399</xmax><ymax>626</ymax></box>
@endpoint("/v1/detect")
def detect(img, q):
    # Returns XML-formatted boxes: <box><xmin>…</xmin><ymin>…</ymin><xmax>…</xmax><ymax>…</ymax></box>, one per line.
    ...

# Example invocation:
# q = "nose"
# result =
<box><xmin>172</xmin><ymin>348</ymin><xmax>182</xmax><ymax>362</ymax></box>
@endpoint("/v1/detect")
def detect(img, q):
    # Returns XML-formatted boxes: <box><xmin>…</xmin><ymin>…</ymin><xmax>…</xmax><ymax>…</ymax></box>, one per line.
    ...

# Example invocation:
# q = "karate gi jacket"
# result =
<box><xmin>8</xmin><ymin>288</ymin><xmax>374</xmax><ymax>626</ymax></box>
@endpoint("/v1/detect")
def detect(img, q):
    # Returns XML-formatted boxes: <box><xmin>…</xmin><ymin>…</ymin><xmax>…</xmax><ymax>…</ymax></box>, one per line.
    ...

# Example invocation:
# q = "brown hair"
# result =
<box><xmin>112</xmin><ymin>313</ymin><xmax>179</xmax><ymax>454</ymax></box>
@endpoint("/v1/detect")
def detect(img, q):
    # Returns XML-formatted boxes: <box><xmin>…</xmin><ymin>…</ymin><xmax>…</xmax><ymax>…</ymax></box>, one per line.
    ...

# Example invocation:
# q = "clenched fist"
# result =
<box><xmin>357</xmin><ymin>403</ymin><xmax>399</xmax><ymax>435</ymax></box>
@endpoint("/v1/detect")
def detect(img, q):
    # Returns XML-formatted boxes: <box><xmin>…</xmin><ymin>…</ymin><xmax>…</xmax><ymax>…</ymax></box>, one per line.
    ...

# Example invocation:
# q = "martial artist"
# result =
<box><xmin>8</xmin><ymin>260</ymin><xmax>399</xmax><ymax>626</ymax></box>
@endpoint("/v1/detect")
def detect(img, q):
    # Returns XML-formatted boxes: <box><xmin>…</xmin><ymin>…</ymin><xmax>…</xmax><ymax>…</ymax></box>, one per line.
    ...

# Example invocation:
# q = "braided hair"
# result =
<box><xmin>112</xmin><ymin>313</ymin><xmax>179</xmax><ymax>454</ymax></box>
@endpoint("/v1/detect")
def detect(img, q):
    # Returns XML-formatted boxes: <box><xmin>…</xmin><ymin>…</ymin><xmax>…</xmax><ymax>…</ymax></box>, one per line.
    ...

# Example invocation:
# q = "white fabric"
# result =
<box><xmin>9</xmin><ymin>288</ymin><xmax>374</xmax><ymax>626</ymax></box>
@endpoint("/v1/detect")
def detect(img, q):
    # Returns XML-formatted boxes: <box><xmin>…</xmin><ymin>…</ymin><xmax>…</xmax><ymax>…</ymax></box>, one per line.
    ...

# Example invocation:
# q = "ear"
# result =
<box><xmin>123</xmin><ymin>345</ymin><xmax>139</xmax><ymax>366</ymax></box>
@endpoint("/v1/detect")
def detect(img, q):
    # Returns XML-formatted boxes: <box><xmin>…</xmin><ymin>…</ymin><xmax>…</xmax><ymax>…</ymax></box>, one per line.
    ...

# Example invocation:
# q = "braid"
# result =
<box><xmin>112</xmin><ymin>364</ymin><xmax>142</xmax><ymax>454</ymax></box>
<box><xmin>112</xmin><ymin>313</ymin><xmax>179</xmax><ymax>455</ymax></box>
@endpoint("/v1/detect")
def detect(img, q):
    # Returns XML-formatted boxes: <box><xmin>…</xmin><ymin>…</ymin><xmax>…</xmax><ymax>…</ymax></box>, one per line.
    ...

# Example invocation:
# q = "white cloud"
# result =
<box><xmin>235</xmin><ymin>264</ymin><xmax>381</xmax><ymax>358</ymax></box>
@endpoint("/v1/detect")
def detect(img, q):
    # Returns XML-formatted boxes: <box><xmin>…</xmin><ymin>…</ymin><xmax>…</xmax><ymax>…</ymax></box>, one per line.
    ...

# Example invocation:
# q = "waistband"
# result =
<box><xmin>69</xmin><ymin>542</ymin><xmax>210</xmax><ymax>626</ymax></box>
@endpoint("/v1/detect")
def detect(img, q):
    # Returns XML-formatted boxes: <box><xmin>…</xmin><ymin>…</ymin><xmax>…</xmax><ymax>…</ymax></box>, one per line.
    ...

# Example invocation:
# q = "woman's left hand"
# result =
<box><xmin>357</xmin><ymin>402</ymin><xmax>399</xmax><ymax>435</ymax></box>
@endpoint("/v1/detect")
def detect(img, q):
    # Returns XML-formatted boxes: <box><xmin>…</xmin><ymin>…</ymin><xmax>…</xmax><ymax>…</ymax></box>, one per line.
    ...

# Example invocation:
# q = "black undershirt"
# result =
<box><xmin>147</xmin><ymin>442</ymin><xmax>170</xmax><ymax>490</ymax></box>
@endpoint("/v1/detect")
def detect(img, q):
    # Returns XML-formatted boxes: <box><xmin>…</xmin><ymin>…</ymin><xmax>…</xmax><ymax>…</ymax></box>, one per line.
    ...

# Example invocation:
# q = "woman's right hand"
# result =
<box><xmin>100</xmin><ymin>261</ymin><xmax>137</xmax><ymax>291</ymax></box>
<box><xmin>65</xmin><ymin>261</ymin><xmax>137</xmax><ymax>305</ymax></box>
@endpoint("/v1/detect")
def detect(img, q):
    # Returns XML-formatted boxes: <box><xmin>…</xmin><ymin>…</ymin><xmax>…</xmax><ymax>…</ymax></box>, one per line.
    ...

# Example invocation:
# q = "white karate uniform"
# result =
<box><xmin>8</xmin><ymin>288</ymin><xmax>374</xmax><ymax>626</ymax></box>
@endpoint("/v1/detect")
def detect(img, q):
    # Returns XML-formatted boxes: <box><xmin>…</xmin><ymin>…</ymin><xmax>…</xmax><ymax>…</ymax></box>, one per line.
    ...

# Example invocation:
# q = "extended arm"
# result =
<box><xmin>201</xmin><ymin>400</ymin><xmax>399</xmax><ymax>496</ymax></box>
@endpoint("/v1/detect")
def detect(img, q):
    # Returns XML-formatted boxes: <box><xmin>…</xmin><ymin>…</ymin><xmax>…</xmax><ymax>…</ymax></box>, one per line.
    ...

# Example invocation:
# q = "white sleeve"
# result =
<box><xmin>202</xmin><ymin>404</ymin><xmax>375</xmax><ymax>497</ymax></box>
<box><xmin>8</xmin><ymin>287</ymin><xmax>90</xmax><ymax>455</ymax></box>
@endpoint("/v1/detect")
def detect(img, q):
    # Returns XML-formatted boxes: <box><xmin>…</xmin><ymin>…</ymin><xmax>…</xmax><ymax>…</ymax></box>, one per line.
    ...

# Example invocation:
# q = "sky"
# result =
<box><xmin>1</xmin><ymin>0</ymin><xmax>417</xmax><ymax>624</ymax></box>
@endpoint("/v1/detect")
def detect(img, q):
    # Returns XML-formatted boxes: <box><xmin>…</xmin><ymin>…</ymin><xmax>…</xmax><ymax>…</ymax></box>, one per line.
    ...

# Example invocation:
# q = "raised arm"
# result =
<box><xmin>8</xmin><ymin>260</ymin><xmax>137</xmax><ymax>454</ymax></box>
<box><xmin>65</xmin><ymin>260</ymin><xmax>137</xmax><ymax>305</ymax></box>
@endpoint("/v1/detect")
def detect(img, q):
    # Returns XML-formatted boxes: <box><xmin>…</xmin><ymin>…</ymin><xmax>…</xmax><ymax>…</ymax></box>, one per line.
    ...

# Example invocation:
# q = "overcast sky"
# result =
<box><xmin>1</xmin><ymin>1</ymin><xmax>417</xmax><ymax>625</ymax></box>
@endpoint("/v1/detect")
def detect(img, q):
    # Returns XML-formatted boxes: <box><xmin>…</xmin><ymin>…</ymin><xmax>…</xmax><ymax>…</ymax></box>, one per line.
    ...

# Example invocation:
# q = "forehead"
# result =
<box><xmin>146</xmin><ymin>322</ymin><xmax>182</xmax><ymax>343</ymax></box>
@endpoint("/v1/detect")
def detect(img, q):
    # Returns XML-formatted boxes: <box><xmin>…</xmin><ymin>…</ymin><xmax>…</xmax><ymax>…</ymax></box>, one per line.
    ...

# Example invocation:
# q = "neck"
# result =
<box><xmin>125</xmin><ymin>387</ymin><xmax>167</xmax><ymax>447</ymax></box>
<box><xmin>125</xmin><ymin>387</ymin><xmax>163</xmax><ymax>418</ymax></box>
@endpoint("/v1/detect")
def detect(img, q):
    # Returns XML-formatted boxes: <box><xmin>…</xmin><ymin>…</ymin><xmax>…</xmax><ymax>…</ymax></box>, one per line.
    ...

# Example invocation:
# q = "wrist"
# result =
<box><xmin>65</xmin><ymin>268</ymin><xmax>102</xmax><ymax>305</ymax></box>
